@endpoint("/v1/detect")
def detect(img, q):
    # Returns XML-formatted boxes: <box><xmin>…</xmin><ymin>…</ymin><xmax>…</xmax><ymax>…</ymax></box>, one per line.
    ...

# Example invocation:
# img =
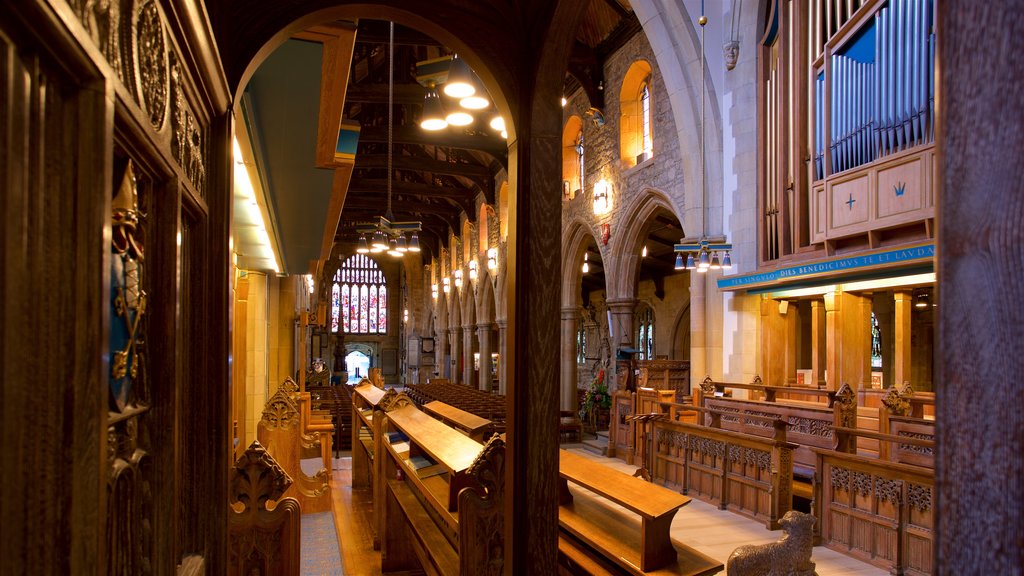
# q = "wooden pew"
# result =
<box><xmin>351</xmin><ymin>381</ymin><xmax>387</xmax><ymax>491</ymax></box>
<box><xmin>378</xmin><ymin>402</ymin><xmax>505</xmax><ymax>575</ymax></box>
<box><xmin>228</xmin><ymin>441</ymin><xmax>300</xmax><ymax>575</ymax></box>
<box><xmin>422</xmin><ymin>400</ymin><xmax>494</xmax><ymax>441</ymax></box>
<box><xmin>256</xmin><ymin>384</ymin><xmax>331</xmax><ymax>513</ymax></box>
<box><xmin>650</xmin><ymin>406</ymin><xmax>797</xmax><ymax>530</ymax></box>
<box><xmin>557</xmin><ymin>449</ymin><xmax>722</xmax><ymax>575</ymax></box>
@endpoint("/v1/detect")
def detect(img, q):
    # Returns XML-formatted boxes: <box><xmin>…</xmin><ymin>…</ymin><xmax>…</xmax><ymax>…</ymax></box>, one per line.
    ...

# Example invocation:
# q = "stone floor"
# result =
<box><xmin>322</xmin><ymin>449</ymin><xmax>888</xmax><ymax>575</ymax></box>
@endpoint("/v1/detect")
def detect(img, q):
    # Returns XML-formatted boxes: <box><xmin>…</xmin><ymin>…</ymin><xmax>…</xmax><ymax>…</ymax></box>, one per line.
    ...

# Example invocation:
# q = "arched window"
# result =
<box><xmin>619</xmin><ymin>60</ymin><xmax>654</xmax><ymax>166</ymax></box>
<box><xmin>576</xmin><ymin>321</ymin><xmax>587</xmax><ymax>365</ymax></box>
<box><xmin>332</xmin><ymin>254</ymin><xmax>388</xmax><ymax>334</ymax></box>
<box><xmin>636</xmin><ymin>307</ymin><xmax>655</xmax><ymax>361</ymax></box>
<box><xmin>576</xmin><ymin>129</ymin><xmax>585</xmax><ymax>194</ymax></box>
<box><xmin>640</xmin><ymin>82</ymin><xmax>652</xmax><ymax>155</ymax></box>
<box><xmin>561</xmin><ymin>116</ymin><xmax>584</xmax><ymax>200</ymax></box>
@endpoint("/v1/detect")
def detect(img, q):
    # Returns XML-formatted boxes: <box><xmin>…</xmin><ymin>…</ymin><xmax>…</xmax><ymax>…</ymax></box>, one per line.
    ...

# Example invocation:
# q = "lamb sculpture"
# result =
<box><xmin>726</xmin><ymin>511</ymin><xmax>817</xmax><ymax>576</ymax></box>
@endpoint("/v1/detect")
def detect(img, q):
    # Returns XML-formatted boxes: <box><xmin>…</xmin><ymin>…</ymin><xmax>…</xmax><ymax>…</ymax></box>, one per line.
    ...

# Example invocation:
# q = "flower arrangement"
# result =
<box><xmin>579</xmin><ymin>368</ymin><xmax>611</xmax><ymax>420</ymax></box>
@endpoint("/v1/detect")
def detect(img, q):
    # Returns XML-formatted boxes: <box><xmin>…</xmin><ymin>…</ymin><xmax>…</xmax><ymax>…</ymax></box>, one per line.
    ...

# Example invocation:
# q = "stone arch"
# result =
<box><xmin>560</xmin><ymin>217</ymin><xmax>605</xmax><ymax>307</ymax></box>
<box><xmin>629</xmin><ymin>0</ymin><xmax>725</xmax><ymax>239</ymax></box>
<box><xmin>608</xmin><ymin>187</ymin><xmax>683</xmax><ymax>301</ymax></box>
<box><xmin>497</xmin><ymin>180</ymin><xmax>509</xmax><ymax>241</ymax></box>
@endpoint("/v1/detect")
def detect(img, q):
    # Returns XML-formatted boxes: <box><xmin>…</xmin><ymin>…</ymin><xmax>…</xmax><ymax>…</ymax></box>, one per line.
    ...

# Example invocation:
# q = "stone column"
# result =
<box><xmin>496</xmin><ymin>319</ymin><xmax>508</xmax><ymax>395</ymax></box>
<box><xmin>560</xmin><ymin>307</ymin><xmax>578</xmax><ymax>410</ymax></box>
<box><xmin>605</xmin><ymin>298</ymin><xmax>637</xmax><ymax>392</ymax></box>
<box><xmin>477</xmin><ymin>322</ymin><xmax>493</xmax><ymax>392</ymax></box>
<box><xmin>810</xmin><ymin>299</ymin><xmax>827</xmax><ymax>388</ymax></box>
<box><xmin>463</xmin><ymin>325</ymin><xmax>477</xmax><ymax>388</ymax></box>
<box><xmin>448</xmin><ymin>327</ymin><xmax>461</xmax><ymax>382</ymax></box>
<box><xmin>435</xmin><ymin>318</ymin><xmax>448</xmax><ymax>381</ymax></box>
<box><xmin>893</xmin><ymin>290</ymin><xmax>912</xmax><ymax>388</ymax></box>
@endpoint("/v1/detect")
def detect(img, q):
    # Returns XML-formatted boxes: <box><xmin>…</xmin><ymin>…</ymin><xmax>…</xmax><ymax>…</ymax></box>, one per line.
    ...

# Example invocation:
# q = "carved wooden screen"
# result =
<box><xmin>0</xmin><ymin>1</ymin><xmax>230</xmax><ymax>573</ymax></box>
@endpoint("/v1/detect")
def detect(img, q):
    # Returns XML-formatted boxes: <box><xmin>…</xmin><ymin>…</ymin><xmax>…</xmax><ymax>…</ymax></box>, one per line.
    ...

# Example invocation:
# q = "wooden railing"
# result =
<box><xmin>650</xmin><ymin>406</ymin><xmax>797</xmax><ymax>530</ymax></box>
<box><xmin>813</xmin><ymin>428</ymin><xmax>934</xmax><ymax>575</ymax></box>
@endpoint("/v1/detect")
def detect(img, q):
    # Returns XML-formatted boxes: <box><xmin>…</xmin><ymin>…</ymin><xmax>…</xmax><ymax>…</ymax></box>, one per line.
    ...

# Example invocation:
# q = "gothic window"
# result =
<box><xmin>636</xmin><ymin>307</ymin><xmax>655</xmax><ymax>361</ymax></box>
<box><xmin>576</xmin><ymin>129</ymin><xmax>585</xmax><ymax>194</ymax></box>
<box><xmin>640</xmin><ymin>82</ymin><xmax>652</xmax><ymax>155</ymax></box>
<box><xmin>561</xmin><ymin>116</ymin><xmax>584</xmax><ymax>199</ymax></box>
<box><xmin>332</xmin><ymin>254</ymin><xmax>388</xmax><ymax>334</ymax></box>
<box><xmin>576</xmin><ymin>321</ymin><xmax>587</xmax><ymax>365</ymax></box>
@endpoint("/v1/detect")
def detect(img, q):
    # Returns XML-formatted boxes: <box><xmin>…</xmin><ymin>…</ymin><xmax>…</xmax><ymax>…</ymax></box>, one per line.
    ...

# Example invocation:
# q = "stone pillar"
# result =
<box><xmin>560</xmin><ymin>307</ymin><xmax>578</xmax><ymax>410</ymax></box>
<box><xmin>810</xmin><ymin>299</ymin><xmax>827</xmax><ymax>388</ymax></box>
<box><xmin>496</xmin><ymin>319</ymin><xmax>508</xmax><ymax>395</ymax></box>
<box><xmin>760</xmin><ymin>297</ymin><xmax>785</xmax><ymax>386</ymax></box>
<box><xmin>893</xmin><ymin>290</ymin><xmax>912</xmax><ymax>388</ymax></box>
<box><xmin>435</xmin><ymin>322</ymin><xmax>448</xmax><ymax>380</ymax></box>
<box><xmin>449</xmin><ymin>327</ymin><xmax>461</xmax><ymax>382</ymax></box>
<box><xmin>477</xmin><ymin>322</ymin><xmax>493</xmax><ymax>392</ymax></box>
<box><xmin>463</xmin><ymin>325</ymin><xmax>476</xmax><ymax>388</ymax></box>
<box><xmin>605</xmin><ymin>298</ymin><xmax>637</xmax><ymax>392</ymax></box>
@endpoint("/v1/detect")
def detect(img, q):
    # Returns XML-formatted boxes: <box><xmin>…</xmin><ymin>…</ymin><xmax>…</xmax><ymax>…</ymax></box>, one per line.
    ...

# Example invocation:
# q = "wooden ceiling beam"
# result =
<box><xmin>345</xmin><ymin>83</ymin><xmax>427</xmax><ymax>104</ymax></box>
<box><xmin>355</xmin><ymin>154</ymin><xmax>491</xmax><ymax>181</ymax></box>
<box><xmin>358</xmin><ymin>126</ymin><xmax>507</xmax><ymax>162</ymax></box>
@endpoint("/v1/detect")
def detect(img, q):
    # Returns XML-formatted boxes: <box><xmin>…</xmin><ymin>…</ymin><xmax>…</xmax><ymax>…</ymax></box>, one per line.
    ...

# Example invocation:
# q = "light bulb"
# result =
<box><xmin>446</xmin><ymin>110</ymin><xmax>473</xmax><ymax>126</ymax></box>
<box><xmin>642</xmin><ymin>245</ymin><xmax>648</xmax><ymax>258</ymax></box>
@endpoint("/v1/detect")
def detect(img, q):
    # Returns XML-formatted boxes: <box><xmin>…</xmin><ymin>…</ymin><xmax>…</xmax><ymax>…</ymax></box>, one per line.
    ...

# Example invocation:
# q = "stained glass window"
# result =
<box><xmin>331</xmin><ymin>283</ymin><xmax>340</xmax><ymax>332</ymax></box>
<box><xmin>331</xmin><ymin>254</ymin><xmax>388</xmax><ymax>334</ymax></box>
<box><xmin>636</xmin><ymin>307</ymin><xmax>655</xmax><ymax>361</ymax></box>
<box><xmin>871</xmin><ymin>312</ymin><xmax>882</xmax><ymax>369</ymax></box>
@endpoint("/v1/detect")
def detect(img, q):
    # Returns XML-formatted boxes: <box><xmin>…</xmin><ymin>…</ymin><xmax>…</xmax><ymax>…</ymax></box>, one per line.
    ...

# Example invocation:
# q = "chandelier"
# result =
<box><xmin>355</xmin><ymin>21</ymin><xmax>422</xmax><ymax>258</ymax></box>
<box><xmin>416</xmin><ymin>54</ymin><xmax>504</xmax><ymax>137</ymax></box>
<box><xmin>674</xmin><ymin>7</ymin><xmax>733</xmax><ymax>273</ymax></box>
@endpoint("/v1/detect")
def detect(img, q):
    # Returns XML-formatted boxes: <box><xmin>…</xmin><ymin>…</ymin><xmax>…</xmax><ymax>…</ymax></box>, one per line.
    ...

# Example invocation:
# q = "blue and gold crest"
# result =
<box><xmin>110</xmin><ymin>161</ymin><xmax>146</xmax><ymax>411</ymax></box>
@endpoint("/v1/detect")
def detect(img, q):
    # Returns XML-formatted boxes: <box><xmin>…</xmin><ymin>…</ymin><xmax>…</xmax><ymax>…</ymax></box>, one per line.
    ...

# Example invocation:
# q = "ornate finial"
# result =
<box><xmin>699</xmin><ymin>376</ymin><xmax>716</xmax><ymax>395</ymax></box>
<box><xmin>882</xmin><ymin>382</ymin><xmax>913</xmax><ymax>416</ymax></box>
<box><xmin>466</xmin><ymin>434</ymin><xmax>506</xmax><ymax>496</ymax></box>
<box><xmin>834</xmin><ymin>382</ymin><xmax>857</xmax><ymax>428</ymax></box>
<box><xmin>229</xmin><ymin>440</ymin><xmax>293</xmax><ymax>513</ymax></box>
<box><xmin>751</xmin><ymin>375</ymin><xmax>763</xmax><ymax>386</ymax></box>
<box><xmin>380</xmin><ymin>389</ymin><xmax>414</xmax><ymax>412</ymax></box>
<box><xmin>261</xmin><ymin>387</ymin><xmax>299</xmax><ymax>430</ymax></box>
<box><xmin>279</xmin><ymin>377</ymin><xmax>299</xmax><ymax>395</ymax></box>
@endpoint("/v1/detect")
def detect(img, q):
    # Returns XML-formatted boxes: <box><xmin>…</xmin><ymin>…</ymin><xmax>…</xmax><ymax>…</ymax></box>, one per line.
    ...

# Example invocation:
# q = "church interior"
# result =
<box><xmin>2</xmin><ymin>0</ymin><xmax>1022</xmax><ymax>575</ymax></box>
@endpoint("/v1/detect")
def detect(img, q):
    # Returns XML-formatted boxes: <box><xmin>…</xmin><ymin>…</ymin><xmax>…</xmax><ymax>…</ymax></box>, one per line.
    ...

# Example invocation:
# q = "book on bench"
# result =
<box><xmin>407</xmin><ymin>455</ymin><xmax>446</xmax><ymax>479</ymax></box>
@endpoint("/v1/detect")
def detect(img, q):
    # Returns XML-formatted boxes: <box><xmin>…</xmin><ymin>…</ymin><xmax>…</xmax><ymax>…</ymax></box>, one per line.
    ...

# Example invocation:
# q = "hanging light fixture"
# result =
<box><xmin>420</xmin><ymin>85</ymin><xmax>448</xmax><ymax>130</ymax></box>
<box><xmin>355</xmin><ymin>22</ymin><xmax>422</xmax><ymax>258</ymax></box>
<box><xmin>443</xmin><ymin>54</ymin><xmax>475</xmax><ymax>98</ymax></box>
<box><xmin>460</xmin><ymin>74</ymin><xmax>490</xmax><ymax>109</ymax></box>
<box><xmin>673</xmin><ymin>6</ymin><xmax>733</xmax><ymax>273</ymax></box>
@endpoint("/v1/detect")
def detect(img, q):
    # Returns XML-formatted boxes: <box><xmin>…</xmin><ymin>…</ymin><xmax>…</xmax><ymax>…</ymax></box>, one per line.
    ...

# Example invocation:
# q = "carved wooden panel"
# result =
<box><xmin>458</xmin><ymin>435</ymin><xmax>506</xmax><ymax>575</ymax></box>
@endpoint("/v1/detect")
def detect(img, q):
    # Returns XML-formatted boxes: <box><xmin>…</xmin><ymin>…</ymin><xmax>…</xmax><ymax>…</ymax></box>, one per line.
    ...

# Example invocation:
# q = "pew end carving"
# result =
<box><xmin>228</xmin><ymin>441</ymin><xmax>301</xmax><ymax>576</ymax></box>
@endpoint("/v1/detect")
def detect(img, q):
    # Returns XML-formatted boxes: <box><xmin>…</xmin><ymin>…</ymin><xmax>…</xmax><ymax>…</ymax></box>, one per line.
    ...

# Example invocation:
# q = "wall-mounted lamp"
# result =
<box><xmin>468</xmin><ymin>258</ymin><xmax>478</xmax><ymax>281</ymax></box>
<box><xmin>581</xmin><ymin>252</ymin><xmax>590</xmax><ymax>274</ymax></box>
<box><xmin>454</xmin><ymin>268</ymin><xmax>463</xmax><ymax>289</ymax></box>
<box><xmin>305</xmin><ymin>274</ymin><xmax>315</xmax><ymax>294</ymax></box>
<box><xmin>914</xmin><ymin>289</ymin><xmax>929</xmax><ymax>309</ymax></box>
<box><xmin>442</xmin><ymin>277</ymin><xmax>451</xmax><ymax>294</ymax></box>
<box><xmin>403</xmin><ymin>308</ymin><xmax>409</xmax><ymax>323</ymax></box>
<box><xmin>486</xmin><ymin>247</ymin><xmax>498</xmax><ymax>270</ymax></box>
<box><xmin>641</xmin><ymin>245</ymin><xmax>648</xmax><ymax>258</ymax></box>
<box><xmin>431</xmin><ymin>283</ymin><xmax>439</xmax><ymax>299</ymax></box>
<box><xmin>593</xmin><ymin>179</ymin><xmax>610</xmax><ymax>214</ymax></box>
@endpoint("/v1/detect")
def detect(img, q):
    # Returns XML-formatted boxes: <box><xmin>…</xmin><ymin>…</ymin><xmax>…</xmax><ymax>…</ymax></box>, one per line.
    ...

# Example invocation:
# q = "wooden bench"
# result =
<box><xmin>558</xmin><ymin>450</ymin><xmax>723</xmax><ymax>575</ymax></box>
<box><xmin>422</xmin><ymin>400</ymin><xmax>494</xmax><ymax>441</ymax></box>
<box><xmin>378</xmin><ymin>403</ymin><xmax>505</xmax><ymax>575</ymax></box>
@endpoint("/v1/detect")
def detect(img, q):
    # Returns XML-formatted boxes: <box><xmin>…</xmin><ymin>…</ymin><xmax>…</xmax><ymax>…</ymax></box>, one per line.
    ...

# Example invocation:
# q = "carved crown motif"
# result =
<box><xmin>230</xmin><ymin>441</ymin><xmax>293</xmax><ymax>514</ymax></box>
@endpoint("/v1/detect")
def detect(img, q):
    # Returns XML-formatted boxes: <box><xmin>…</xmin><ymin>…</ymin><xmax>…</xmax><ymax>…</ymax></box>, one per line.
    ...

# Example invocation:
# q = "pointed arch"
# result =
<box><xmin>560</xmin><ymin>218</ymin><xmax>605</xmax><ymax>307</ymax></box>
<box><xmin>608</xmin><ymin>188</ymin><xmax>684</xmax><ymax>301</ymax></box>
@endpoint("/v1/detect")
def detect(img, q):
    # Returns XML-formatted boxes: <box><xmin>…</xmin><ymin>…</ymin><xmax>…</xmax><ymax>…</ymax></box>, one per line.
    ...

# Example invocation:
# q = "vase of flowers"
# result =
<box><xmin>579</xmin><ymin>369</ymin><xmax>611</xmax><ymax>430</ymax></box>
